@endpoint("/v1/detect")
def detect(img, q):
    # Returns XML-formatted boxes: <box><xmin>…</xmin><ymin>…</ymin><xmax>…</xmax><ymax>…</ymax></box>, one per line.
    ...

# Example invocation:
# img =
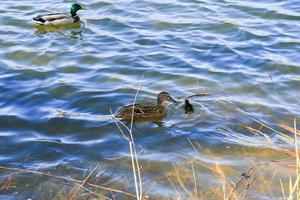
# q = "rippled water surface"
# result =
<box><xmin>0</xmin><ymin>0</ymin><xmax>299</xmax><ymax>199</ymax></box>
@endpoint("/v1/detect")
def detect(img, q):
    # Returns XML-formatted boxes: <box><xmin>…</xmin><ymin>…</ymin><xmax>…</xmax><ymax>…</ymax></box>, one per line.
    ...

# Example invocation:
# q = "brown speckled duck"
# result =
<box><xmin>116</xmin><ymin>92</ymin><xmax>176</xmax><ymax>121</ymax></box>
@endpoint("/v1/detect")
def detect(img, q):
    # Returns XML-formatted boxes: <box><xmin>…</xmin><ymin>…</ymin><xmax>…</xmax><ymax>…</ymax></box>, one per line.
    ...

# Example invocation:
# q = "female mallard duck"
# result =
<box><xmin>33</xmin><ymin>4</ymin><xmax>83</xmax><ymax>26</ymax></box>
<box><xmin>116</xmin><ymin>92</ymin><xmax>176</xmax><ymax>121</ymax></box>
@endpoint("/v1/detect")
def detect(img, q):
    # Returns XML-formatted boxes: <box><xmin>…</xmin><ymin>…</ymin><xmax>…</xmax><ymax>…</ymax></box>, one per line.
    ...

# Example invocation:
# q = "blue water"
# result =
<box><xmin>0</xmin><ymin>0</ymin><xmax>299</xmax><ymax>199</ymax></box>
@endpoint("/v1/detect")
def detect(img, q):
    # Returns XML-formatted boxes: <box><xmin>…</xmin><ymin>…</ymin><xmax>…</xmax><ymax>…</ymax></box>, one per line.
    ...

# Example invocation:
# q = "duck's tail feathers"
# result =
<box><xmin>33</xmin><ymin>16</ymin><xmax>46</xmax><ymax>25</ymax></box>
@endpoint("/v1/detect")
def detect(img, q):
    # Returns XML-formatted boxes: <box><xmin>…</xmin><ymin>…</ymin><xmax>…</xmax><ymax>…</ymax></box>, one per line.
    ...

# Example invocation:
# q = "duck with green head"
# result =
<box><xmin>116</xmin><ymin>92</ymin><xmax>177</xmax><ymax>121</ymax></box>
<box><xmin>33</xmin><ymin>4</ymin><xmax>83</xmax><ymax>26</ymax></box>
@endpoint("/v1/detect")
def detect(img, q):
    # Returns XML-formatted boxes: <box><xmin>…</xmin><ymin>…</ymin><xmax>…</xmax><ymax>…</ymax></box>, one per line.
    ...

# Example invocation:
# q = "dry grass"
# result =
<box><xmin>282</xmin><ymin>119</ymin><xmax>300</xmax><ymax>200</ymax></box>
<box><xmin>0</xmin><ymin>165</ymin><xmax>136</xmax><ymax>199</ymax></box>
<box><xmin>166</xmin><ymin>138</ymin><xmax>270</xmax><ymax>200</ymax></box>
<box><xmin>164</xmin><ymin>96</ymin><xmax>299</xmax><ymax>200</ymax></box>
<box><xmin>166</xmin><ymin>115</ymin><xmax>299</xmax><ymax>200</ymax></box>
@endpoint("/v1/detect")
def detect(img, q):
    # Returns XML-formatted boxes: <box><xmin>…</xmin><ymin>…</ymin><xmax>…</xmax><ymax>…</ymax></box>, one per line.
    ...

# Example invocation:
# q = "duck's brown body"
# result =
<box><xmin>116</xmin><ymin>92</ymin><xmax>176</xmax><ymax>121</ymax></box>
<box><xmin>116</xmin><ymin>103</ymin><xmax>167</xmax><ymax>120</ymax></box>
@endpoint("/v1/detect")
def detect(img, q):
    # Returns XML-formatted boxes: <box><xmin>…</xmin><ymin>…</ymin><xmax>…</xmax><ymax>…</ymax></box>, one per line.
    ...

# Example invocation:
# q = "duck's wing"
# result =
<box><xmin>117</xmin><ymin>103</ymin><xmax>161</xmax><ymax>119</ymax></box>
<box><xmin>34</xmin><ymin>13</ymin><xmax>66</xmax><ymax>21</ymax></box>
<box><xmin>122</xmin><ymin>103</ymin><xmax>156</xmax><ymax>113</ymax></box>
<box><xmin>33</xmin><ymin>13</ymin><xmax>74</xmax><ymax>25</ymax></box>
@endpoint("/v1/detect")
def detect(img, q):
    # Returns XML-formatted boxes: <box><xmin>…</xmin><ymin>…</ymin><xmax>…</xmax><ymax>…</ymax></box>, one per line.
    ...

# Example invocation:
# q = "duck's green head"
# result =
<box><xmin>70</xmin><ymin>4</ymin><xmax>83</xmax><ymax>16</ymax></box>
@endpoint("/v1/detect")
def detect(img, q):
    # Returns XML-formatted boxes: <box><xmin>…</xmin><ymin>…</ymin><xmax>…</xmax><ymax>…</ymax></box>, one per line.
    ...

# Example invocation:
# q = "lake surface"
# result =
<box><xmin>0</xmin><ymin>0</ymin><xmax>299</xmax><ymax>199</ymax></box>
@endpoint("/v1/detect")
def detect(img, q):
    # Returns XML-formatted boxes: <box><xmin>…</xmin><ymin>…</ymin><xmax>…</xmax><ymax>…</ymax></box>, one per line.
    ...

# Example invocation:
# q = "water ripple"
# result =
<box><xmin>0</xmin><ymin>0</ymin><xmax>299</xmax><ymax>199</ymax></box>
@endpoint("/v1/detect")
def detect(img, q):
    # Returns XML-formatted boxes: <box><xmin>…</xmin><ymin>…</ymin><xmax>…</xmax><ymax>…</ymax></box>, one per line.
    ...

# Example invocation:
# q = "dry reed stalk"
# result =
<box><xmin>129</xmin><ymin>79</ymin><xmax>143</xmax><ymax>200</ymax></box>
<box><xmin>226</xmin><ymin>162</ymin><xmax>268</xmax><ymax>200</ymax></box>
<box><xmin>186</xmin><ymin>137</ymin><xmax>273</xmax><ymax>200</ymax></box>
<box><xmin>81</xmin><ymin>186</ymin><xmax>113</xmax><ymax>200</ymax></box>
<box><xmin>86</xmin><ymin>182</ymin><xmax>136</xmax><ymax>198</ymax></box>
<box><xmin>243</xmin><ymin>125</ymin><xmax>299</xmax><ymax>157</ymax></box>
<box><xmin>181</xmin><ymin>140</ymin><xmax>225</xmax><ymax>199</ymax></box>
<box><xmin>287</xmin><ymin>119</ymin><xmax>300</xmax><ymax>200</ymax></box>
<box><xmin>173</xmin><ymin>165</ymin><xmax>197</xmax><ymax>200</ymax></box>
<box><xmin>244</xmin><ymin>126</ymin><xmax>272</xmax><ymax>143</ymax></box>
<box><xmin>167</xmin><ymin>175</ymin><xmax>182</xmax><ymax>199</ymax></box>
<box><xmin>0</xmin><ymin>166</ymin><xmax>136</xmax><ymax>198</ymax></box>
<box><xmin>187</xmin><ymin>100</ymin><xmax>299</xmax><ymax>199</ymax></box>
<box><xmin>219</xmin><ymin>99</ymin><xmax>294</xmax><ymax>142</ymax></box>
<box><xmin>220</xmin><ymin>127</ymin><xmax>299</xmax><ymax>158</ymax></box>
<box><xmin>68</xmin><ymin>165</ymin><xmax>98</xmax><ymax>200</ymax></box>
<box><xmin>271</xmin><ymin>160</ymin><xmax>296</xmax><ymax>169</ymax></box>
<box><xmin>0</xmin><ymin>170</ymin><xmax>20</xmax><ymax>191</ymax></box>
<box><xmin>223</xmin><ymin>117</ymin><xmax>300</xmax><ymax>199</ymax></box>
<box><xmin>187</xmin><ymin>138</ymin><xmax>229</xmax><ymax>183</ymax></box>
<box><xmin>110</xmin><ymin>79</ymin><xmax>144</xmax><ymax>200</ymax></box>
<box><xmin>280</xmin><ymin>179</ymin><xmax>286</xmax><ymax>200</ymax></box>
<box><xmin>190</xmin><ymin>159</ymin><xmax>198</xmax><ymax>199</ymax></box>
<box><xmin>278</xmin><ymin>123</ymin><xmax>300</xmax><ymax>136</ymax></box>
<box><xmin>172</xmin><ymin>158</ymin><xmax>233</xmax><ymax>200</ymax></box>
<box><xmin>219</xmin><ymin>127</ymin><xmax>269</xmax><ymax>146</ymax></box>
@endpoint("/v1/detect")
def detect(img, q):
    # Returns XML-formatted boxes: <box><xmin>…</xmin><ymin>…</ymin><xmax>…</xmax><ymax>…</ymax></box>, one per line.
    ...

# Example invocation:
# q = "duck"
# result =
<box><xmin>184</xmin><ymin>99</ymin><xmax>194</xmax><ymax>114</ymax></box>
<box><xmin>33</xmin><ymin>4</ymin><xmax>83</xmax><ymax>26</ymax></box>
<box><xmin>116</xmin><ymin>92</ymin><xmax>177</xmax><ymax>121</ymax></box>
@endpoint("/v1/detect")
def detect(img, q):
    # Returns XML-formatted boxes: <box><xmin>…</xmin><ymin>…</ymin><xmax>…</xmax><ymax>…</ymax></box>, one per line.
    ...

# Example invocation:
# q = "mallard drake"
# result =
<box><xmin>33</xmin><ymin>4</ymin><xmax>83</xmax><ymax>26</ymax></box>
<box><xmin>116</xmin><ymin>92</ymin><xmax>176</xmax><ymax>121</ymax></box>
<box><xmin>184</xmin><ymin>99</ymin><xmax>194</xmax><ymax>114</ymax></box>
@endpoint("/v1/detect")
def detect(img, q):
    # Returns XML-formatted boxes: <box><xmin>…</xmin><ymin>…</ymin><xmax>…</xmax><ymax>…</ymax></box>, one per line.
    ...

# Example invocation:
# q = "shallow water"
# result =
<box><xmin>0</xmin><ymin>0</ymin><xmax>299</xmax><ymax>199</ymax></box>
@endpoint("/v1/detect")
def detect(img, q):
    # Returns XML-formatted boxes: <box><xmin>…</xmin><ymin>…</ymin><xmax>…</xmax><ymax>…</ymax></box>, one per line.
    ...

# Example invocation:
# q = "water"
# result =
<box><xmin>0</xmin><ymin>0</ymin><xmax>299</xmax><ymax>199</ymax></box>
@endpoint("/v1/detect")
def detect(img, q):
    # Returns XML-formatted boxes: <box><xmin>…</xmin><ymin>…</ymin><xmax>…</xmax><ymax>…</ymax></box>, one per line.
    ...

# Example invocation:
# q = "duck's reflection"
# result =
<box><xmin>34</xmin><ymin>22</ymin><xmax>83</xmax><ymax>39</ymax></box>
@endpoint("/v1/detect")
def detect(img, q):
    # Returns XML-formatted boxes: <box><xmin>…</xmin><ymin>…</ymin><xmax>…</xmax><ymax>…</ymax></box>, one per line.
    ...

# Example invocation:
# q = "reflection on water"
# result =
<box><xmin>34</xmin><ymin>22</ymin><xmax>83</xmax><ymax>39</ymax></box>
<box><xmin>0</xmin><ymin>0</ymin><xmax>299</xmax><ymax>199</ymax></box>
